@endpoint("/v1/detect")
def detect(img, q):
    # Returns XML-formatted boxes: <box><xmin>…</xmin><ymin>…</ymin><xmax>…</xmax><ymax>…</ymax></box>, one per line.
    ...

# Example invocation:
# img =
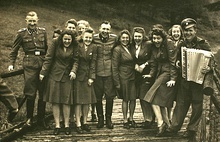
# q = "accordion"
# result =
<box><xmin>181</xmin><ymin>47</ymin><xmax>212</xmax><ymax>84</ymax></box>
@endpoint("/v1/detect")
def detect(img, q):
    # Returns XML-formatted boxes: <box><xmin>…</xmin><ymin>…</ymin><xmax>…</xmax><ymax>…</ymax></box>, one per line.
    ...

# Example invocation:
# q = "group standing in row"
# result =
<box><xmin>5</xmin><ymin>11</ymin><xmax>212</xmax><ymax>141</ymax></box>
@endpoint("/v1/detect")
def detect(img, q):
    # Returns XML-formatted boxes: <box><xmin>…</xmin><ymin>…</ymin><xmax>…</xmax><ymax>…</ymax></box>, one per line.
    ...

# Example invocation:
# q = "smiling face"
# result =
<box><xmin>120</xmin><ymin>33</ymin><xmax>130</xmax><ymax>46</ymax></box>
<box><xmin>99</xmin><ymin>23</ymin><xmax>111</xmax><ymax>38</ymax></box>
<box><xmin>152</xmin><ymin>35</ymin><xmax>163</xmax><ymax>48</ymax></box>
<box><xmin>78</xmin><ymin>24</ymin><xmax>86</xmax><ymax>35</ymax></box>
<box><xmin>133</xmin><ymin>32</ymin><xmax>143</xmax><ymax>45</ymax></box>
<box><xmin>62</xmin><ymin>34</ymin><xmax>72</xmax><ymax>47</ymax></box>
<box><xmin>26</xmin><ymin>16</ymin><xmax>38</xmax><ymax>30</ymax></box>
<box><xmin>66</xmin><ymin>23</ymin><xmax>76</xmax><ymax>32</ymax></box>
<box><xmin>183</xmin><ymin>27</ymin><xmax>196</xmax><ymax>42</ymax></box>
<box><xmin>82</xmin><ymin>32</ymin><xmax>93</xmax><ymax>46</ymax></box>
<box><xmin>171</xmin><ymin>27</ymin><xmax>181</xmax><ymax>41</ymax></box>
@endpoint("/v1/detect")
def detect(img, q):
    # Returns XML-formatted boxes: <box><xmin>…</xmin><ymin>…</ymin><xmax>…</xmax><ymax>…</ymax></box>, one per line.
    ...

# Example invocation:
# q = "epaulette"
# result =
<box><xmin>38</xmin><ymin>27</ymin><xmax>46</xmax><ymax>31</ymax></box>
<box><xmin>109</xmin><ymin>33</ymin><xmax>117</xmax><ymax>37</ymax></box>
<box><xmin>18</xmin><ymin>28</ymin><xmax>27</xmax><ymax>33</ymax></box>
<box><xmin>93</xmin><ymin>34</ymin><xmax>99</xmax><ymax>38</ymax></box>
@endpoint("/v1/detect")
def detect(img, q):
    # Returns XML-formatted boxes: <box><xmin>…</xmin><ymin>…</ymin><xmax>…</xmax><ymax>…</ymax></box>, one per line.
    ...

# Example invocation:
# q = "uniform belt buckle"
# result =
<box><xmin>35</xmin><ymin>51</ymin><xmax>40</xmax><ymax>56</ymax></box>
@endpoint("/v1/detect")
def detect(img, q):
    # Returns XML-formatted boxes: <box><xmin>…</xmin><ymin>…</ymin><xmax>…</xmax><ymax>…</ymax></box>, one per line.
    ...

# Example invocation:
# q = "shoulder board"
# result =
<box><xmin>93</xmin><ymin>34</ymin><xmax>99</xmax><ymax>37</ymax></box>
<box><xmin>109</xmin><ymin>33</ymin><xmax>117</xmax><ymax>37</ymax></box>
<box><xmin>18</xmin><ymin>28</ymin><xmax>27</xmax><ymax>33</ymax></box>
<box><xmin>38</xmin><ymin>27</ymin><xmax>46</xmax><ymax>31</ymax></box>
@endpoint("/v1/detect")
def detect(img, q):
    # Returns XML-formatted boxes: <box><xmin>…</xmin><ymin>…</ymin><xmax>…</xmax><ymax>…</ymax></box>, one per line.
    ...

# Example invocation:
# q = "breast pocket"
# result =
<box><xmin>23</xmin><ymin>38</ymin><xmax>34</xmax><ymax>49</ymax></box>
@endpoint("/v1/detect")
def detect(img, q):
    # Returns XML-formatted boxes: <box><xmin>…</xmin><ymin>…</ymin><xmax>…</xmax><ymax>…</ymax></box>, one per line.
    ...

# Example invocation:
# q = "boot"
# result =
<box><xmin>97</xmin><ymin>115</ymin><xmax>104</xmax><ymax>128</ymax></box>
<box><xmin>25</xmin><ymin>99</ymin><xmax>35</xmax><ymax>126</ymax></box>
<box><xmin>105</xmin><ymin>99</ymin><xmax>114</xmax><ymax>129</ymax></box>
<box><xmin>96</xmin><ymin>101</ymin><xmax>104</xmax><ymax>128</ymax></box>
<box><xmin>37</xmin><ymin>100</ymin><xmax>49</xmax><ymax>129</ymax></box>
<box><xmin>106</xmin><ymin>115</ymin><xmax>114</xmax><ymax>129</ymax></box>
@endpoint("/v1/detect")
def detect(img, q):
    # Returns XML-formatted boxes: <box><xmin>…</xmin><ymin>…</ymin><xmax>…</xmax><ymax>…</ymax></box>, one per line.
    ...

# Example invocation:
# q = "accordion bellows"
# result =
<box><xmin>181</xmin><ymin>47</ymin><xmax>212</xmax><ymax>84</ymax></box>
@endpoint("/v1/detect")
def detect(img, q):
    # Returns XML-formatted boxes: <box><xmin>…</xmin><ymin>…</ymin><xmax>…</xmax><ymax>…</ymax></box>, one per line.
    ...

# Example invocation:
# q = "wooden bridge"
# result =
<box><xmin>1</xmin><ymin>99</ymin><xmax>189</xmax><ymax>142</ymax></box>
<box><xmin>2</xmin><ymin>66</ymin><xmax>220</xmax><ymax>142</ymax></box>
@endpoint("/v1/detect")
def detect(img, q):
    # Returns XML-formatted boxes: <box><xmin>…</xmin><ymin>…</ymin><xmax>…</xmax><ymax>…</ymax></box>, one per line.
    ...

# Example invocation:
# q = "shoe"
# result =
<box><xmin>142</xmin><ymin>121</ymin><xmax>152</xmax><ymax>129</ymax></box>
<box><xmin>182</xmin><ymin>130</ymin><xmax>196</xmax><ymax>138</ymax></box>
<box><xmin>97</xmin><ymin>115</ymin><xmax>104</xmax><ymax>128</ymax></box>
<box><xmin>76</xmin><ymin>126</ymin><xmax>83</xmax><ymax>134</ymax></box>
<box><xmin>91</xmin><ymin>114</ymin><xmax>97</xmax><ymax>122</ymax></box>
<box><xmin>106</xmin><ymin>116</ymin><xmax>114</xmax><ymax>129</ymax></box>
<box><xmin>82</xmin><ymin>124</ymin><xmax>91</xmax><ymax>132</ymax></box>
<box><xmin>65</xmin><ymin>127</ymin><xmax>71</xmax><ymax>135</ymax></box>
<box><xmin>156</xmin><ymin>122</ymin><xmax>167</xmax><ymax>137</ymax></box>
<box><xmin>53</xmin><ymin>128</ymin><xmax>60</xmax><ymax>135</ymax></box>
<box><xmin>123</xmin><ymin>122</ymin><xmax>130</xmax><ymax>129</ymax></box>
<box><xmin>130</xmin><ymin>120</ymin><xmax>137</xmax><ymax>128</ymax></box>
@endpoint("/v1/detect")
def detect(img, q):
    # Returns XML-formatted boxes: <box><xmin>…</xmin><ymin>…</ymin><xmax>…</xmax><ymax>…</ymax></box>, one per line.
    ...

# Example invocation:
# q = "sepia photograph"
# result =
<box><xmin>0</xmin><ymin>0</ymin><xmax>220</xmax><ymax>141</ymax></box>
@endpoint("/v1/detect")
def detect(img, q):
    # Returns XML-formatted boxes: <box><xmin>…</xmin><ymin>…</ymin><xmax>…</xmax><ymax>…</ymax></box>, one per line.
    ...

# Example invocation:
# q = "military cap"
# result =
<box><xmin>181</xmin><ymin>18</ymin><xmax>197</xmax><ymax>30</ymax></box>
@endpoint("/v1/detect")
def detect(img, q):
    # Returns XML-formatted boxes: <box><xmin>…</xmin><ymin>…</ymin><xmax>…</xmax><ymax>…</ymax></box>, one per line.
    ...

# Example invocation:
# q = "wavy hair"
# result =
<box><xmin>57</xmin><ymin>29</ymin><xmax>78</xmax><ymax>48</ymax></box>
<box><xmin>116</xmin><ymin>29</ymin><xmax>131</xmax><ymax>46</ymax></box>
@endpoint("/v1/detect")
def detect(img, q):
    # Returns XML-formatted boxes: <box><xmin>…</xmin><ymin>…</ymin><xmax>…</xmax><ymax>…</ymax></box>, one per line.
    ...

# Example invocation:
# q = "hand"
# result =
<box><xmin>201</xmin><ymin>66</ymin><xmax>211</xmax><ymax>74</ymax></box>
<box><xmin>39</xmin><ymin>74</ymin><xmax>44</xmax><ymax>81</ymax></box>
<box><xmin>139</xmin><ymin>63</ymin><xmax>146</xmax><ymax>69</ymax></box>
<box><xmin>88</xmin><ymin>79</ymin><xmax>94</xmax><ymax>86</ymax></box>
<box><xmin>176</xmin><ymin>60</ymin><xmax>180</xmax><ymax>68</ymax></box>
<box><xmin>135</xmin><ymin>64</ymin><xmax>144</xmax><ymax>73</ymax></box>
<box><xmin>166</xmin><ymin>80</ymin><xmax>175</xmax><ymax>87</ymax></box>
<box><xmin>69</xmin><ymin>72</ymin><xmax>76</xmax><ymax>80</ymax></box>
<box><xmin>8</xmin><ymin>65</ymin><xmax>14</xmax><ymax>71</ymax></box>
<box><xmin>142</xmin><ymin>74</ymin><xmax>152</xmax><ymax>78</ymax></box>
<box><xmin>135</xmin><ymin>64</ymin><xmax>139</xmax><ymax>70</ymax></box>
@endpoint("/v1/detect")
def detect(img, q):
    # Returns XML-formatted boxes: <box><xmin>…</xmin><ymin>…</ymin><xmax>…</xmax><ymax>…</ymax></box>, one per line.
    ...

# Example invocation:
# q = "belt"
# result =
<box><xmin>25</xmin><ymin>51</ymin><xmax>46</xmax><ymax>56</ymax></box>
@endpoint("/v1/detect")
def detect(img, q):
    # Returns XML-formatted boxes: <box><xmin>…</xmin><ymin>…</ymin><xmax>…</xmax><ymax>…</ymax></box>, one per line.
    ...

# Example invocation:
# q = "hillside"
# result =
<box><xmin>0</xmin><ymin>1</ymin><xmax>220</xmax><ymax>125</ymax></box>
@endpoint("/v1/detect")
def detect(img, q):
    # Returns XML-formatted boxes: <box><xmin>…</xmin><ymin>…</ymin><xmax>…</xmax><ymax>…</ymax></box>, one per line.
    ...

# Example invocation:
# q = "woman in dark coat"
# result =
<box><xmin>130</xmin><ymin>27</ymin><xmax>154</xmax><ymax>129</ymax></box>
<box><xmin>112</xmin><ymin>30</ymin><xmax>136</xmax><ymax>129</ymax></box>
<box><xmin>143</xmin><ymin>27</ymin><xmax>177</xmax><ymax>136</ymax></box>
<box><xmin>40</xmin><ymin>30</ymin><xmax>78</xmax><ymax>135</ymax></box>
<box><xmin>74</xmin><ymin>29</ymin><xmax>97</xmax><ymax>133</ymax></box>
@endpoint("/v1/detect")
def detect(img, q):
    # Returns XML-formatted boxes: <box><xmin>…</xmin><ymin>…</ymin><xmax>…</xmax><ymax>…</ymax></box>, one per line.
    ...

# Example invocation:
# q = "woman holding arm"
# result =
<box><xmin>40</xmin><ymin>29</ymin><xmax>79</xmax><ymax>135</ymax></box>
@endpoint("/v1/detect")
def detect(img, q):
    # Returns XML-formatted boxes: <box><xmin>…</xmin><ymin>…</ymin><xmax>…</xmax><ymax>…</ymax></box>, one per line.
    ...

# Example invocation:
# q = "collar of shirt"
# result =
<box><xmin>99</xmin><ymin>33</ymin><xmax>109</xmax><ymax>43</ymax></box>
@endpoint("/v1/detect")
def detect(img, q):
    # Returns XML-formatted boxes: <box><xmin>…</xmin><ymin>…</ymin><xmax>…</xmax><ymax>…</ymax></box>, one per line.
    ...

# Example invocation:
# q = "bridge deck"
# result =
<box><xmin>14</xmin><ymin>99</ymin><xmax>188</xmax><ymax>142</ymax></box>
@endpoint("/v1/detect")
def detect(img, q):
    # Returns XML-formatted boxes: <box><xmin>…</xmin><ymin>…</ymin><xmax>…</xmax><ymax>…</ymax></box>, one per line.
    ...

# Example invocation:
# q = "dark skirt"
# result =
<box><xmin>119</xmin><ymin>79</ymin><xmax>137</xmax><ymax>101</ymax></box>
<box><xmin>74</xmin><ymin>79</ymin><xmax>97</xmax><ymax>105</ymax></box>
<box><xmin>43</xmin><ymin>76</ymin><xmax>74</xmax><ymax>105</ymax></box>
<box><xmin>136</xmin><ymin>77</ymin><xmax>153</xmax><ymax>100</ymax></box>
<box><xmin>143</xmin><ymin>72</ymin><xmax>175</xmax><ymax>108</ymax></box>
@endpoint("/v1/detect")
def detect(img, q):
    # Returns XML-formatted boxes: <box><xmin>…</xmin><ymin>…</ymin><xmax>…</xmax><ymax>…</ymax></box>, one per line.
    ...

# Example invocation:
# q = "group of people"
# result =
<box><xmin>1</xmin><ymin>11</ymin><xmax>212</xmax><ymax>141</ymax></box>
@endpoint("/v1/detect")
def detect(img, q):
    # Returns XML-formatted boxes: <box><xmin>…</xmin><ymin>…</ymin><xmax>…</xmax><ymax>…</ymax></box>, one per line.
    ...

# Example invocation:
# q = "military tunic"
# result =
<box><xmin>93</xmin><ymin>33</ymin><xmax>117</xmax><ymax>100</ymax></box>
<box><xmin>9</xmin><ymin>27</ymin><xmax>48</xmax><ymax>99</ymax></box>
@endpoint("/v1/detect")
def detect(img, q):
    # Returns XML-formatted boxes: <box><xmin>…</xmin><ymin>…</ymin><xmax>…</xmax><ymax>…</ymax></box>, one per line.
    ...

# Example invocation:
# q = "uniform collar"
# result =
<box><xmin>27</xmin><ymin>28</ymin><xmax>38</xmax><ymax>34</ymax></box>
<box><xmin>99</xmin><ymin>33</ymin><xmax>109</xmax><ymax>43</ymax></box>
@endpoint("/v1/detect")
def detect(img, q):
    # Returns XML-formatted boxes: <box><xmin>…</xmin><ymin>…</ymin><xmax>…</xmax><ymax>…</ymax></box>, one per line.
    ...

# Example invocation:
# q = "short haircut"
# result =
<box><xmin>65</xmin><ymin>19</ymin><xmax>77</xmax><ymax>27</ymax></box>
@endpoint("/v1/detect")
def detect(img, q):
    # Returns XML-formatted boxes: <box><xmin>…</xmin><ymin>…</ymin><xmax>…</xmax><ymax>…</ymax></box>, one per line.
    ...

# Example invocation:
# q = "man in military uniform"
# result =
<box><xmin>0</xmin><ymin>77</ymin><xmax>18</xmax><ymax>122</ymax></box>
<box><xmin>167</xmin><ymin>18</ymin><xmax>212</xmax><ymax>140</ymax></box>
<box><xmin>8</xmin><ymin>11</ymin><xmax>48</xmax><ymax>128</ymax></box>
<box><xmin>93</xmin><ymin>21</ymin><xmax>117</xmax><ymax>129</ymax></box>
